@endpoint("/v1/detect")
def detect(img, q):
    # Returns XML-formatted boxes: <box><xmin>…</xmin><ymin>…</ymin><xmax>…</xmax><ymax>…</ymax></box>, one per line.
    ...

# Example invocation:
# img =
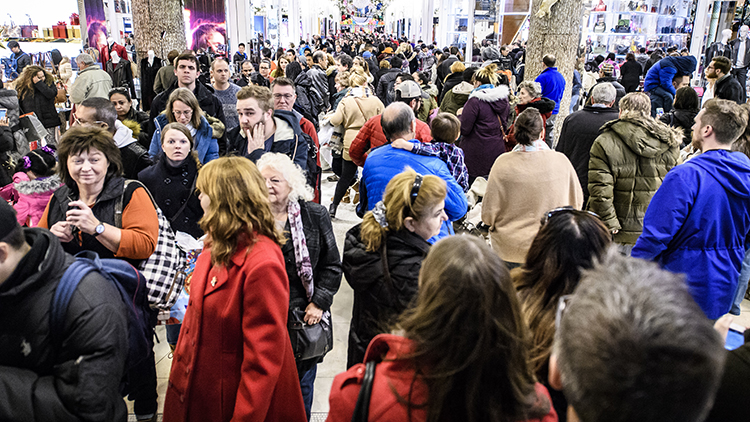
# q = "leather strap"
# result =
<box><xmin>169</xmin><ymin>174</ymin><xmax>197</xmax><ymax>225</ymax></box>
<box><xmin>351</xmin><ymin>360</ymin><xmax>377</xmax><ymax>422</ymax></box>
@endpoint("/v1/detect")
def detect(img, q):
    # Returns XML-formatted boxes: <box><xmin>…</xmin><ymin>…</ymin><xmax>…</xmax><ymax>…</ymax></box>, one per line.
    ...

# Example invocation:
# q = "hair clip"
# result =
<box><xmin>373</xmin><ymin>201</ymin><xmax>388</xmax><ymax>228</ymax></box>
<box><xmin>40</xmin><ymin>145</ymin><xmax>55</xmax><ymax>156</ymax></box>
<box><xmin>22</xmin><ymin>156</ymin><xmax>31</xmax><ymax>169</ymax></box>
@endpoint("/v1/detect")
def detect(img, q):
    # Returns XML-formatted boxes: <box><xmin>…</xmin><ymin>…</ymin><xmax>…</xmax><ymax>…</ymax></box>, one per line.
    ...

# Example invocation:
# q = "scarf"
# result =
<box><xmin>287</xmin><ymin>200</ymin><xmax>314</xmax><ymax>301</ymax></box>
<box><xmin>472</xmin><ymin>83</ymin><xmax>495</xmax><ymax>92</ymax></box>
<box><xmin>512</xmin><ymin>139</ymin><xmax>550</xmax><ymax>152</ymax></box>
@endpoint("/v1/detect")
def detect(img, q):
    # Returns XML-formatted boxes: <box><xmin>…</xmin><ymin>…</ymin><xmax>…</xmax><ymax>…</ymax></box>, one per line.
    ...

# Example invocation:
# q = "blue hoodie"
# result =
<box><xmin>643</xmin><ymin>55</ymin><xmax>697</xmax><ymax>96</ymax></box>
<box><xmin>632</xmin><ymin>150</ymin><xmax>750</xmax><ymax>319</ymax></box>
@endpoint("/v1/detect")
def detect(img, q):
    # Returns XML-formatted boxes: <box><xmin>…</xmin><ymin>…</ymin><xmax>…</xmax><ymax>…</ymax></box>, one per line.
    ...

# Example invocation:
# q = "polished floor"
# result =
<box><xmin>127</xmin><ymin>175</ymin><xmax>750</xmax><ymax>421</ymax></box>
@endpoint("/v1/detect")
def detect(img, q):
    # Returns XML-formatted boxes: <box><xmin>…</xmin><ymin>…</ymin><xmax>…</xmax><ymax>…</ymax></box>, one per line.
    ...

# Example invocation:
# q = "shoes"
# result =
<box><xmin>342</xmin><ymin>192</ymin><xmax>351</xmax><ymax>203</ymax></box>
<box><xmin>327</xmin><ymin>174</ymin><xmax>340</xmax><ymax>182</ymax></box>
<box><xmin>351</xmin><ymin>180</ymin><xmax>360</xmax><ymax>205</ymax></box>
<box><xmin>329</xmin><ymin>203</ymin><xmax>337</xmax><ymax>219</ymax></box>
<box><xmin>136</xmin><ymin>414</ymin><xmax>158</xmax><ymax>422</ymax></box>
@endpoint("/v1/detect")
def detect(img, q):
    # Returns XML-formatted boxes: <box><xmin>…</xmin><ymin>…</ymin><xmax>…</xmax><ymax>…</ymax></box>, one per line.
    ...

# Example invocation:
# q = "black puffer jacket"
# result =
<box><xmin>0</xmin><ymin>228</ymin><xmax>128</xmax><ymax>421</ymax></box>
<box><xmin>282</xmin><ymin>200</ymin><xmax>342</xmax><ymax>312</ymax></box>
<box><xmin>659</xmin><ymin>108</ymin><xmax>699</xmax><ymax>148</ymax></box>
<box><xmin>123</xmin><ymin>107</ymin><xmax>151</xmax><ymax>149</ymax></box>
<box><xmin>292</xmin><ymin>71</ymin><xmax>323</xmax><ymax>129</ymax></box>
<box><xmin>439</xmin><ymin>71</ymin><xmax>463</xmax><ymax>104</ymax></box>
<box><xmin>343</xmin><ymin>225</ymin><xmax>430</xmax><ymax>368</ymax></box>
<box><xmin>19</xmin><ymin>80</ymin><xmax>60</xmax><ymax>128</ymax></box>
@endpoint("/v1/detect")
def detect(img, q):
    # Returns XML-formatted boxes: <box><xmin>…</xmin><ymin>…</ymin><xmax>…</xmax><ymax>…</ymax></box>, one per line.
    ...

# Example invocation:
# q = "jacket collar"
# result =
<box><xmin>468</xmin><ymin>84</ymin><xmax>509</xmax><ymax>102</ymax></box>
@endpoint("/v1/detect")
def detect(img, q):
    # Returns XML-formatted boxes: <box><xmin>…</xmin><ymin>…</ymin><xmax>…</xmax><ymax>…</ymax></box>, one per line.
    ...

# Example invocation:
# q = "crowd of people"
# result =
<box><xmin>1</xmin><ymin>29</ymin><xmax>749</xmax><ymax>422</ymax></box>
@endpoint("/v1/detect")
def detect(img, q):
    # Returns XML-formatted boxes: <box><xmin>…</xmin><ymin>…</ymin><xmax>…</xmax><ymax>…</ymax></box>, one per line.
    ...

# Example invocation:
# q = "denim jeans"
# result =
<box><xmin>648</xmin><ymin>86</ymin><xmax>674</xmax><ymax>117</ymax></box>
<box><xmin>299</xmin><ymin>364</ymin><xmax>317</xmax><ymax>420</ymax></box>
<box><xmin>731</xmin><ymin>247</ymin><xmax>750</xmax><ymax>315</ymax></box>
<box><xmin>569</xmin><ymin>93</ymin><xmax>580</xmax><ymax>114</ymax></box>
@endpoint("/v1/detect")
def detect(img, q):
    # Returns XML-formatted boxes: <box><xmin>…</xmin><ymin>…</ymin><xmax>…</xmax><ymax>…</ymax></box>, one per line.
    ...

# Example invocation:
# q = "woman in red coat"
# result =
<box><xmin>326</xmin><ymin>236</ymin><xmax>558</xmax><ymax>422</ymax></box>
<box><xmin>164</xmin><ymin>156</ymin><xmax>306</xmax><ymax>422</ymax></box>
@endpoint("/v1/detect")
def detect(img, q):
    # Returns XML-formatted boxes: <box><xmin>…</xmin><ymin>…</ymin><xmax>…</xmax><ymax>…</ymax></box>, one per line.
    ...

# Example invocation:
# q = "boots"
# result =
<box><xmin>329</xmin><ymin>203</ymin><xmax>337</xmax><ymax>219</ymax></box>
<box><xmin>351</xmin><ymin>180</ymin><xmax>360</xmax><ymax>205</ymax></box>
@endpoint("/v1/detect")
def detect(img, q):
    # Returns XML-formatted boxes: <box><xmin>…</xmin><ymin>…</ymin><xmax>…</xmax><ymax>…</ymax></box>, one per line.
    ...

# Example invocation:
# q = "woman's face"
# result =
<box><xmin>110</xmin><ymin>93</ymin><xmax>132</xmax><ymax>118</ymax></box>
<box><xmin>172</xmin><ymin>100</ymin><xmax>193</xmax><ymax>125</ymax></box>
<box><xmin>409</xmin><ymin>200</ymin><xmax>448</xmax><ymax>240</ymax></box>
<box><xmin>162</xmin><ymin>129</ymin><xmax>191</xmax><ymax>162</ymax></box>
<box><xmin>279</xmin><ymin>57</ymin><xmax>289</xmax><ymax>70</ymax></box>
<box><xmin>260</xmin><ymin>167</ymin><xmax>292</xmax><ymax>207</ymax></box>
<box><xmin>412</xmin><ymin>72</ymin><xmax>422</xmax><ymax>85</ymax></box>
<box><xmin>198</xmin><ymin>190</ymin><xmax>210</xmax><ymax>213</ymax></box>
<box><xmin>67</xmin><ymin>147</ymin><xmax>108</xmax><ymax>189</ymax></box>
<box><xmin>518</xmin><ymin>87</ymin><xmax>533</xmax><ymax>104</ymax></box>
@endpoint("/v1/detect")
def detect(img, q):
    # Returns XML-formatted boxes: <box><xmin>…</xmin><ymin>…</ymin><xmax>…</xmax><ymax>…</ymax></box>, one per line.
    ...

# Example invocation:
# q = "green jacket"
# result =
<box><xmin>439</xmin><ymin>81</ymin><xmax>472</xmax><ymax>116</ymax></box>
<box><xmin>587</xmin><ymin>113</ymin><xmax>682</xmax><ymax>245</ymax></box>
<box><xmin>417</xmin><ymin>83</ymin><xmax>439</xmax><ymax>122</ymax></box>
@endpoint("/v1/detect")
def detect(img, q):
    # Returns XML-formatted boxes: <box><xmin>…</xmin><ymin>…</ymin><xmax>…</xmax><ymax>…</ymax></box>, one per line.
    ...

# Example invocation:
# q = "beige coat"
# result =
<box><xmin>69</xmin><ymin>65</ymin><xmax>113</xmax><ymax>105</ymax></box>
<box><xmin>482</xmin><ymin>150</ymin><xmax>583</xmax><ymax>264</ymax></box>
<box><xmin>329</xmin><ymin>87</ymin><xmax>383</xmax><ymax>161</ymax></box>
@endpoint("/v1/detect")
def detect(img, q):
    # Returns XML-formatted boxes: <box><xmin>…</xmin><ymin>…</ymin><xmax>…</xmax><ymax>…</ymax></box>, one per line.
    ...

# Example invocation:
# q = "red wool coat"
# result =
<box><xmin>163</xmin><ymin>235</ymin><xmax>306</xmax><ymax>422</ymax></box>
<box><xmin>326</xmin><ymin>334</ymin><xmax>558</xmax><ymax>422</ymax></box>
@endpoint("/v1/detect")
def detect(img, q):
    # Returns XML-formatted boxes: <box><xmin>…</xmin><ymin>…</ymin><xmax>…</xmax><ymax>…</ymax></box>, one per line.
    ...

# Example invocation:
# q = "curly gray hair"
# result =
<box><xmin>256</xmin><ymin>153</ymin><xmax>314</xmax><ymax>203</ymax></box>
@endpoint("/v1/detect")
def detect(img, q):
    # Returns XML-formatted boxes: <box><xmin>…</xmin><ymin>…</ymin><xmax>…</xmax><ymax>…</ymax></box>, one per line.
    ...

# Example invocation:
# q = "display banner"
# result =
<box><xmin>84</xmin><ymin>0</ymin><xmax>108</xmax><ymax>53</ymax></box>
<box><xmin>184</xmin><ymin>0</ymin><xmax>227</xmax><ymax>56</ymax></box>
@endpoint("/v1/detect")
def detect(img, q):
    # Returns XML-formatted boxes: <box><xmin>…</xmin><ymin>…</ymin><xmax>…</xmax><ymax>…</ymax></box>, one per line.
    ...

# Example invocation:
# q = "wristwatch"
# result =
<box><xmin>93</xmin><ymin>222</ymin><xmax>105</xmax><ymax>237</ymax></box>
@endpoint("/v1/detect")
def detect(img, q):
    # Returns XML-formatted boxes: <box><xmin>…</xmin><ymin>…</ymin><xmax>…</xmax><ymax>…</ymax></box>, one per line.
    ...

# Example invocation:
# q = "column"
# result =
<box><xmin>690</xmin><ymin>0</ymin><xmax>711</xmax><ymax>64</ymax></box>
<box><xmin>422</xmin><ymin>0</ymin><xmax>435</xmax><ymax>43</ymax></box>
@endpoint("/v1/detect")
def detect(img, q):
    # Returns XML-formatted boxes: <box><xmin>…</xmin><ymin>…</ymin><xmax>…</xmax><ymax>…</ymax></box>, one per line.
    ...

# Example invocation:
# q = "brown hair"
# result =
<box><xmin>395</xmin><ymin>236</ymin><xmax>548</xmax><ymax>422</ymax></box>
<box><xmin>701</xmin><ymin>98</ymin><xmax>749</xmax><ymax>145</ymax></box>
<box><xmin>513</xmin><ymin>108</ymin><xmax>544</xmax><ymax>146</ymax></box>
<box><xmin>712</xmin><ymin>56</ymin><xmax>732</xmax><ymax>74</ymax></box>
<box><xmin>360</xmin><ymin>169</ymin><xmax>446</xmax><ymax>251</ymax></box>
<box><xmin>430</xmin><ymin>113</ymin><xmax>460</xmax><ymax>144</ymax></box>
<box><xmin>197</xmin><ymin>157</ymin><xmax>282</xmax><ymax>266</ymax></box>
<box><xmin>236</xmin><ymin>85</ymin><xmax>274</xmax><ymax>113</ymax></box>
<box><xmin>619</xmin><ymin>92</ymin><xmax>651</xmax><ymax>118</ymax></box>
<box><xmin>15</xmin><ymin>65</ymin><xmax>55</xmax><ymax>101</ymax></box>
<box><xmin>174</xmin><ymin>51</ymin><xmax>199</xmax><ymax>69</ymax></box>
<box><xmin>165</xmin><ymin>87</ymin><xmax>203</xmax><ymax>128</ymax></box>
<box><xmin>57</xmin><ymin>126</ymin><xmax>123</xmax><ymax>189</ymax></box>
<box><xmin>733</xmin><ymin>103</ymin><xmax>750</xmax><ymax>157</ymax></box>
<box><xmin>167</xmin><ymin>49</ymin><xmax>180</xmax><ymax>65</ymax></box>
<box><xmin>515</xmin><ymin>209</ymin><xmax>611</xmax><ymax>374</ymax></box>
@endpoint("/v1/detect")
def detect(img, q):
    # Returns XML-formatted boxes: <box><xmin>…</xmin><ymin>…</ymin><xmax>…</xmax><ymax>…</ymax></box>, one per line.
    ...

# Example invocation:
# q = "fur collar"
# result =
<box><xmin>468</xmin><ymin>84</ymin><xmax>509</xmax><ymax>102</ymax></box>
<box><xmin>15</xmin><ymin>175</ymin><xmax>62</xmax><ymax>195</ymax></box>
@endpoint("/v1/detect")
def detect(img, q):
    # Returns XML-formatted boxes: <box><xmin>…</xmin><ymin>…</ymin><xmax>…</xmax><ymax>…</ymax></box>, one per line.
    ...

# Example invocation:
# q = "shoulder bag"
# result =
<box><xmin>351</xmin><ymin>360</ymin><xmax>378</xmax><ymax>422</ymax></box>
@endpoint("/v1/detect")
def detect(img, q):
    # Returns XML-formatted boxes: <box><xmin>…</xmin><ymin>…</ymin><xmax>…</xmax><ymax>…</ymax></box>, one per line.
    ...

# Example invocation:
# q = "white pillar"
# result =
<box><xmin>107</xmin><ymin>0</ymin><xmax>122</xmax><ymax>42</ymax></box>
<box><xmin>226</xmin><ymin>0</ymin><xmax>254</xmax><ymax>53</ymax></box>
<box><xmin>464</xmin><ymin>0</ymin><xmax>475</xmax><ymax>64</ymax></box>
<box><xmin>290</xmin><ymin>0</ymin><xmax>300</xmax><ymax>45</ymax></box>
<box><xmin>422</xmin><ymin>0</ymin><xmax>435</xmax><ymax>43</ymax></box>
<box><xmin>690</xmin><ymin>0</ymin><xmax>711</xmax><ymax>65</ymax></box>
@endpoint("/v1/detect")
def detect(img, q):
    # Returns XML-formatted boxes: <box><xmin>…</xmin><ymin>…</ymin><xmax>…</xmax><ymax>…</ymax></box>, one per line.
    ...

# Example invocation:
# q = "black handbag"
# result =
<box><xmin>351</xmin><ymin>360</ymin><xmax>377</xmax><ymax>422</ymax></box>
<box><xmin>287</xmin><ymin>307</ymin><xmax>333</xmax><ymax>361</ymax></box>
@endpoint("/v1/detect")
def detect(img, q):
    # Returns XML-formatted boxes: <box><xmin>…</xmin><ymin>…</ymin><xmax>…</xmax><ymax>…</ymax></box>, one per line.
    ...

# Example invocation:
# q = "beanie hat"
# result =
<box><xmin>0</xmin><ymin>200</ymin><xmax>19</xmax><ymax>240</ymax></box>
<box><xmin>601</xmin><ymin>62</ymin><xmax>614</xmax><ymax>76</ymax></box>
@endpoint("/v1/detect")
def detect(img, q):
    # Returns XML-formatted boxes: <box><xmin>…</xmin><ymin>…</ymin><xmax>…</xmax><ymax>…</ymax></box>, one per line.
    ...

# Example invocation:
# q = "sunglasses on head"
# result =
<box><xmin>540</xmin><ymin>207</ymin><xmax>600</xmax><ymax>226</ymax></box>
<box><xmin>410</xmin><ymin>174</ymin><xmax>423</xmax><ymax>205</ymax></box>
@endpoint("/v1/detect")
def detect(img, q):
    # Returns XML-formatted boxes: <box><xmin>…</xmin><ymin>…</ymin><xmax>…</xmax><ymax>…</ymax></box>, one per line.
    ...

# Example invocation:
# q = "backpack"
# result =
<box><xmin>50</xmin><ymin>250</ymin><xmax>154</xmax><ymax>395</ymax></box>
<box><xmin>115</xmin><ymin>180</ymin><xmax>188</xmax><ymax>310</ymax></box>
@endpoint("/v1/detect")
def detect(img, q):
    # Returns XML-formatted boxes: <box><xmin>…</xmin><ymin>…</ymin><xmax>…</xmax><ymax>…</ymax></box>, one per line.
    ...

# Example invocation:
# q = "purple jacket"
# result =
<box><xmin>459</xmin><ymin>85</ymin><xmax>510</xmax><ymax>179</ymax></box>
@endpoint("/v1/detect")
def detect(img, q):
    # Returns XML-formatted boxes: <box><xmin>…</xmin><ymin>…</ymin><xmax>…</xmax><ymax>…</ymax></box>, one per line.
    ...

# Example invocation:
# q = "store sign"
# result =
<box><xmin>84</xmin><ymin>0</ymin><xmax>108</xmax><ymax>53</ymax></box>
<box><xmin>184</xmin><ymin>0</ymin><xmax>227</xmax><ymax>56</ymax></box>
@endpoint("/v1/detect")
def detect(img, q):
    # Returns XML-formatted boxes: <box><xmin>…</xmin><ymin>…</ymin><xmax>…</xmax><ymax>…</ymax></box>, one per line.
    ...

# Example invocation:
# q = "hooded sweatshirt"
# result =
<box><xmin>459</xmin><ymin>84</ymin><xmax>511</xmax><ymax>179</ymax></box>
<box><xmin>633</xmin><ymin>150</ymin><xmax>750</xmax><ymax>319</ymax></box>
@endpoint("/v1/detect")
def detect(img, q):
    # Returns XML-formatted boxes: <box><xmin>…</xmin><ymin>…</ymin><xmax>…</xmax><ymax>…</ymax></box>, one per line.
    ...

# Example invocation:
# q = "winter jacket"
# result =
<box><xmin>360</xmin><ymin>142</ymin><xmax>468</xmax><ymax>241</ymax></box>
<box><xmin>439</xmin><ymin>71</ymin><xmax>463</xmax><ymax>104</ymax></box>
<box><xmin>163</xmin><ymin>235</ymin><xmax>307</xmax><ymax>422</ymax></box>
<box><xmin>328</xmin><ymin>334</ymin><xmax>558</xmax><ymax>422</ymax></box>
<box><xmin>113</xmin><ymin>120</ymin><xmax>153</xmax><ymax>179</ymax></box>
<box><xmin>0</xmin><ymin>228</ymin><xmax>128</xmax><ymax>422</ymax></box>
<box><xmin>281</xmin><ymin>200</ymin><xmax>342</xmax><ymax>312</ymax></box>
<box><xmin>19</xmin><ymin>80</ymin><xmax>60</xmax><ymax>128</ymax></box>
<box><xmin>436</xmin><ymin>55</ymin><xmax>458</xmax><ymax>92</ymax></box>
<box><xmin>705</xmin><ymin>343</ymin><xmax>750</xmax><ymax>422</ymax></box>
<box><xmin>10</xmin><ymin>50</ymin><xmax>31</xmax><ymax>76</ymax></box>
<box><xmin>349</xmin><ymin>115</ymin><xmax>433</xmax><ymax>167</ymax></box>
<box><xmin>138</xmin><ymin>154</ymin><xmax>204</xmax><ymax>239</ymax></box>
<box><xmin>535</xmin><ymin>67</ymin><xmax>566</xmax><ymax>114</ymax></box>
<box><xmin>459</xmin><ymin>85</ymin><xmax>511</xmax><ymax>180</ymax></box>
<box><xmin>507</xmin><ymin>97</ymin><xmax>556</xmax><ymax>149</ymax></box>
<box><xmin>153</xmin><ymin>64</ymin><xmax>176</xmax><ymax>95</ymax></box>
<box><xmin>307</xmin><ymin>64</ymin><xmax>330</xmax><ymax>111</ymax></box>
<box><xmin>440</xmin><ymin>81</ymin><xmax>472</xmax><ymax>115</ymax></box>
<box><xmin>331</xmin><ymin>87</ymin><xmax>350</xmax><ymax>111</ymax></box>
<box><xmin>0</xmin><ymin>88</ymin><xmax>22</xmax><ymax>130</ymax></box>
<box><xmin>123</xmin><ymin>107</ymin><xmax>152</xmax><ymax>148</ymax></box>
<box><xmin>659</xmin><ymin>108</ymin><xmax>698</xmax><ymax>148</ymax></box>
<box><xmin>619</xmin><ymin>59</ymin><xmax>643</xmax><ymax>90</ymax></box>
<box><xmin>69</xmin><ymin>65</ymin><xmax>113</xmax><ymax>105</ymax></box>
<box><xmin>329</xmin><ymin>87</ymin><xmax>384</xmax><ymax>161</ymax></box>
<box><xmin>632</xmin><ymin>150</ymin><xmax>750</xmax><ymax>319</ymax></box>
<box><xmin>226</xmin><ymin>109</ymin><xmax>309</xmax><ymax>170</ymax></box>
<box><xmin>375</xmin><ymin>68</ymin><xmax>401</xmax><ymax>106</ymax></box>
<box><xmin>8</xmin><ymin>172</ymin><xmax>62</xmax><ymax>226</ymax></box>
<box><xmin>148</xmin><ymin>80</ymin><xmax>226</xmax><ymax>137</ymax></box>
<box><xmin>326</xmin><ymin>66</ymin><xmax>338</xmax><ymax>108</ymax></box>
<box><xmin>342</xmin><ymin>225</ymin><xmax>430</xmax><ymax>367</ymax></box>
<box><xmin>588</xmin><ymin>114</ymin><xmax>682</xmax><ymax>245</ymax></box>
<box><xmin>714</xmin><ymin>73</ymin><xmax>744</xmax><ymax>105</ymax></box>
<box><xmin>585</xmin><ymin>77</ymin><xmax>626</xmax><ymax>109</ymax></box>
<box><xmin>418</xmin><ymin>83</ymin><xmax>439</xmax><ymax>123</ymax></box>
<box><xmin>106</xmin><ymin>59</ymin><xmax>136</xmax><ymax>99</ymax></box>
<box><xmin>292</xmin><ymin>71</ymin><xmax>323</xmax><ymax>129</ymax></box>
<box><xmin>643</xmin><ymin>56</ymin><xmax>697</xmax><ymax>96</ymax></box>
<box><xmin>149</xmin><ymin>114</ymin><xmax>218</xmax><ymax>164</ymax></box>
<box><xmin>0</xmin><ymin>127</ymin><xmax>13</xmax><ymax>187</ymax></box>
<box><xmin>556</xmin><ymin>105</ymin><xmax>620</xmax><ymax>201</ymax></box>
<box><xmin>99</xmin><ymin>42</ymin><xmax>128</xmax><ymax>66</ymax></box>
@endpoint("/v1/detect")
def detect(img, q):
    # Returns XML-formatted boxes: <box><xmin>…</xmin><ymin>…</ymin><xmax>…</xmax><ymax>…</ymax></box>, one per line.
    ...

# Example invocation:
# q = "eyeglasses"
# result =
<box><xmin>72</xmin><ymin>113</ymin><xmax>105</xmax><ymax>127</ymax></box>
<box><xmin>410</xmin><ymin>174</ymin><xmax>423</xmax><ymax>205</ymax></box>
<box><xmin>540</xmin><ymin>207</ymin><xmax>600</xmax><ymax>226</ymax></box>
<box><xmin>555</xmin><ymin>295</ymin><xmax>573</xmax><ymax>331</ymax></box>
<box><xmin>273</xmin><ymin>93</ymin><xmax>295</xmax><ymax>101</ymax></box>
<box><xmin>173</xmin><ymin>110</ymin><xmax>193</xmax><ymax>117</ymax></box>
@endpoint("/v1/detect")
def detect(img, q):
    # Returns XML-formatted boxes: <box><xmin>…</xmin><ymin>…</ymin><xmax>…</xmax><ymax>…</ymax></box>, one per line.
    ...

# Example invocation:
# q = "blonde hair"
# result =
<box><xmin>326</xmin><ymin>53</ymin><xmax>336</xmax><ymax>68</ymax></box>
<box><xmin>165</xmin><ymin>87</ymin><xmax>203</xmax><ymax>127</ymax></box>
<box><xmin>473</xmin><ymin>63</ymin><xmax>499</xmax><ymax>86</ymax></box>
<box><xmin>360</xmin><ymin>169</ymin><xmax>446</xmax><ymax>252</ymax></box>
<box><xmin>348</xmin><ymin>65</ymin><xmax>368</xmax><ymax>87</ymax></box>
<box><xmin>619</xmin><ymin>92</ymin><xmax>652</xmax><ymax>118</ymax></box>
<box><xmin>336</xmin><ymin>71</ymin><xmax>351</xmax><ymax>88</ymax></box>
<box><xmin>256</xmin><ymin>152</ymin><xmax>314</xmax><ymax>202</ymax></box>
<box><xmin>197</xmin><ymin>157</ymin><xmax>283</xmax><ymax>266</ymax></box>
<box><xmin>353</xmin><ymin>56</ymin><xmax>369</xmax><ymax>73</ymax></box>
<box><xmin>450</xmin><ymin>61</ymin><xmax>466</xmax><ymax>74</ymax></box>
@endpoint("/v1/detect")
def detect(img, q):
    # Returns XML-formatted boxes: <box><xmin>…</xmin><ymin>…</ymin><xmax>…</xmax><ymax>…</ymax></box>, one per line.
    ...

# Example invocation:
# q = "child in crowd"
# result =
<box><xmin>0</xmin><ymin>146</ymin><xmax>60</xmax><ymax>226</ymax></box>
<box><xmin>391</xmin><ymin>112</ymin><xmax>470</xmax><ymax>191</ymax></box>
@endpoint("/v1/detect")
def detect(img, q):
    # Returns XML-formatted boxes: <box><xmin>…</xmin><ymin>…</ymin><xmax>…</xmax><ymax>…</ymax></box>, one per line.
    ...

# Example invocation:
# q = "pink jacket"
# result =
<box><xmin>2</xmin><ymin>172</ymin><xmax>62</xmax><ymax>226</ymax></box>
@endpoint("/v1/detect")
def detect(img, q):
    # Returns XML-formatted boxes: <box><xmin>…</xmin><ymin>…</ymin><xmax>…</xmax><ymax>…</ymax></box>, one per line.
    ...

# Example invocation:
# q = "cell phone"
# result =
<box><xmin>725</xmin><ymin>323</ymin><xmax>746</xmax><ymax>351</ymax></box>
<box><xmin>0</xmin><ymin>108</ymin><xmax>7</xmax><ymax>119</ymax></box>
<box><xmin>656</xmin><ymin>108</ymin><xmax>665</xmax><ymax>117</ymax></box>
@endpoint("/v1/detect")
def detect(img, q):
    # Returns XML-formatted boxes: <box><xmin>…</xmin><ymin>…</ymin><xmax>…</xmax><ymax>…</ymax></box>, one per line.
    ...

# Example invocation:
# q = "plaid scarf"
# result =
<box><xmin>287</xmin><ymin>200</ymin><xmax>314</xmax><ymax>301</ymax></box>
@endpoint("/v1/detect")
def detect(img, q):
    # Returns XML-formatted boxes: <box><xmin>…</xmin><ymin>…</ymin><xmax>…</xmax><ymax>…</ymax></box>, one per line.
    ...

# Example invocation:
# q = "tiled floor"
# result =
<box><xmin>128</xmin><ymin>175</ymin><xmax>750</xmax><ymax>420</ymax></box>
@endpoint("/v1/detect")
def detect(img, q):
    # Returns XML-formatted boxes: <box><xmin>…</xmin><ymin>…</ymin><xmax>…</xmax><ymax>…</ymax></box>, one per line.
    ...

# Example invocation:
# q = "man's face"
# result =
<box><xmin>306</xmin><ymin>56</ymin><xmax>314</xmax><ymax>68</ymax></box>
<box><xmin>239</xmin><ymin>45</ymin><xmax>245</xmax><ymax>53</ymax></box>
<box><xmin>672</xmin><ymin>75</ymin><xmax>690</xmax><ymax>90</ymax></box>
<box><xmin>259</xmin><ymin>61</ymin><xmax>270</xmax><ymax>78</ymax></box>
<box><xmin>272</xmin><ymin>84</ymin><xmax>297</xmax><ymax>111</ymax></box>
<box><xmin>236</xmin><ymin>97</ymin><xmax>272</xmax><ymax>131</ymax></box>
<box><xmin>409</xmin><ymin>98</ymin><xmax>422</xmax><ymax>113</ymax></box>
<box><xmin>211</xmin><ymin>60</ymin><xmax>230</xmax><ymax>84</ymax></box>
<box><xmin>336</xmin><ymin>60</ymin><xmax>347</xmax><ymax>74</ymax></box>
<box><xmin>501</xmin><ymin>48</ymin><xmax>509</xmax><ymax>56</ymax></box>
<box><xmin>72</xmin><ymin>106</ymin><xmax>108</xmax><ymax>131</ymax></box>
<box><xmin>691</xmin><ymin>109</ymin><xmax>706</xmax><ymax>149</ymax></box>
<box><xmin>174</xmin><ymin>59</ymin><xmax>199</xmax><ymax>86</ymax></box>
<box><xmin>242</xmin><ymin>62</ymin><xmax>253</xmax><ymax>79</ymax></box>
<box><xmin>706</xmin><ymin>62</ymin><xmax>720</xmax><ymax>79</ymax></box>
<box><xmin>10</xmin><ymin>46</ymin><xmax>19</xmax><ymax>54</ymax></box>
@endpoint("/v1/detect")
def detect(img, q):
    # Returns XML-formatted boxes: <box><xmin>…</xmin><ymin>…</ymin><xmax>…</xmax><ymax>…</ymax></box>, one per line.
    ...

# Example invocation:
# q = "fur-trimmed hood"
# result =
<box><xmin>452</xmin><ymin>81</ymin><xmax>474</xmax><ymax>96</ymax></box>
<box><xmin>600</xmin><ymin>114</ymin><xmax>683</xmax><ymax>158</ymax></box>
<box><xmin>14</xmin><ymin>174</ymin><xmax>62</xmax><ymax>196</ymax></box>
<box><xmin>468</xmin><ymin>84</ymin><xmax>510</xmax><ymax>102</ymax></box>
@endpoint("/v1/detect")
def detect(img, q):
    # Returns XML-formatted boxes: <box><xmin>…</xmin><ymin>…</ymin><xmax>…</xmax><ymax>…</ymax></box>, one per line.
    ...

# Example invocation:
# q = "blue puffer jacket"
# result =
<box><xmin>632</xmin><ymin>150</ymin><xmax>750</xmax><ymax>319</ymax></box>
<box><xmin>643</xmin><ymin>56</ymin><xmax>697</xmax><ymax>96</ymax></box>
<box><xmin>360</xmin><ymin>141</ymin><xmax>468</xmax><ymax>242</ymax></box>
<box><xmin>149</xmin><ymin>114</ymin><xmax>219</xmax><ymax>164</ymax></box>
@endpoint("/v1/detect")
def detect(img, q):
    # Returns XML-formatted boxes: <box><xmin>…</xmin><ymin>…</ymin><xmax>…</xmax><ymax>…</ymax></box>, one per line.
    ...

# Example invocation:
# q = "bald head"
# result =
<box><xmin>543</xmin><ymin>54</ymin><xmax>556</xmax><ymax>67</ymax></box>
<box><xmin>381</xmin><ymin>102</ymin><xmax>415</xmax><ymax>142</ymax></box>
